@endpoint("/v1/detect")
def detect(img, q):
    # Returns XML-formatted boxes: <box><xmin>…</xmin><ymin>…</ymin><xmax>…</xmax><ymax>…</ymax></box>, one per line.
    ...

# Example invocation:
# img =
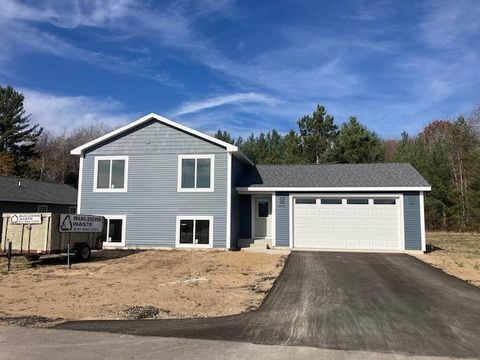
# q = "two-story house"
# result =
<box><xmin>71</xmin><ymin>113</ymin><xmax>431</xmax><ymax>252</ymax></box>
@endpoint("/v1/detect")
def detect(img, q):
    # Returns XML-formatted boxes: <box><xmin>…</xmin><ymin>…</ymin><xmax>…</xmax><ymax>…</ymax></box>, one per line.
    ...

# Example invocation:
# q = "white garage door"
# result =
<box><xmin>293</xmin><ymin>196</ymin><xmax>402</xmax><ymax>250</ymax></box>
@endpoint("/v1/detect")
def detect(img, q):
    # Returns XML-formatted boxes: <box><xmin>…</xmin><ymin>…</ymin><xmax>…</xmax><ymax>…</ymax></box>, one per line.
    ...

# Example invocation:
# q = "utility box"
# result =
<box><xmin>1</xmin><ymin>213</ymin><xmax>105</xmax><ymax>260</ymax></box>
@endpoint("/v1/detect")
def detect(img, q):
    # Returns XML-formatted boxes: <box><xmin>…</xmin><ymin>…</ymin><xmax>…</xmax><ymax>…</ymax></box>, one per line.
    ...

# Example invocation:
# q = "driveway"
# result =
<box><xmin>57</xmin><ymin>252</ymin><xmax>480</xmax><ymax>358</ymax></box>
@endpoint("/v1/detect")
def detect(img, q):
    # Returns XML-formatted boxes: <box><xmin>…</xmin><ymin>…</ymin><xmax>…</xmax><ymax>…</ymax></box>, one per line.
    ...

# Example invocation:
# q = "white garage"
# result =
<box><xmin>293</xmin><ymin>196</ymin><xmax>403</xmax><ymax>251</ymax></box>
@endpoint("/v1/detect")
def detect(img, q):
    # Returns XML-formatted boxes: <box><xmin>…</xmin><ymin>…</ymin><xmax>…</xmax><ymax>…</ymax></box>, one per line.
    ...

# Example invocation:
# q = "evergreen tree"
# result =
<box><xmin>283</xmin><ymin>130</ymin><xmax>305</xmax><ymax>164</ymax></box>
<box><xmin>0</xmin><ymin>86</ymin><xmax>42</xmax><ymax>174</ymax></box>
<box><xmin>297</xmin><ymin>105</ymin><xmax>338</xmax><ymax>164</ymax></box>
<box><xmin>214</xmin><ymin>130</ymin><xmax>234</xmax><ymax>144</ymax></box>
<box><xmin>334</xmin><ymin>116</ymin><xmax>384</xmax><ymax>163</ymax></box>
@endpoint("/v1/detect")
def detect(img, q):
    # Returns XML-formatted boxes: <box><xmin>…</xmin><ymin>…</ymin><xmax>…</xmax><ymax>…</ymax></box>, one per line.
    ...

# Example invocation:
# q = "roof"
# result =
<box><xmin>237</xmin><ymin>163</ymin><xmax>431</xmax><ymax>191</ymax></box>
<box><xmin>0</xmin><ymin>176</ymin><xmax>77</xmax><ymax>205</ymax></box>
<box><xmin>70</xmin><ymin>113</ymin><xmax>253</xmax><ymax>165</ymax></box>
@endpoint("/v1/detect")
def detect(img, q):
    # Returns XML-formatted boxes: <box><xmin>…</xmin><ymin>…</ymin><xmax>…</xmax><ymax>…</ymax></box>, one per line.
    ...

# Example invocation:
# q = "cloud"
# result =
<box><xmin>172</xmin><ymin>93</ymin><xmax>278</xmax><ymax>116</ymax></box>
<box><xmin>21</xmin><ymin>88</ymin><xmax>134</xmax><ymax>131</ymax></box>
<box><xmin>1</xmin><ymin>0</ymin><xmax>135</xmax><ymax>28</ymax></box>
<box><xmin>419</xmin><ymin>0</ymin><xmax>480</xmax><ymax>49</ymax></box>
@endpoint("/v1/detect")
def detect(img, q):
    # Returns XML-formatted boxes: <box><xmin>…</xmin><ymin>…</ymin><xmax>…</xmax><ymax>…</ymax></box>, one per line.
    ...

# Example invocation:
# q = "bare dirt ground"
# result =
<box><xmin>0</xmin><ymin>250</ymin><xmax>285</xmax><ymax>326</ymax></box>
<box><xmin>415</xmin><ymin>232</ymin><xmax>480</xmax><ymax>286</ymax></box>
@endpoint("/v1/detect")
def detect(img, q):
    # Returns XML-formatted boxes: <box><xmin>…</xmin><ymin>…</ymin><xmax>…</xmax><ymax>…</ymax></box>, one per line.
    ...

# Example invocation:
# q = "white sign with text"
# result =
<box><xmin>59</xmin><ymin>214</ymin><xmax>104</xmax><ymax>233</ymax></box>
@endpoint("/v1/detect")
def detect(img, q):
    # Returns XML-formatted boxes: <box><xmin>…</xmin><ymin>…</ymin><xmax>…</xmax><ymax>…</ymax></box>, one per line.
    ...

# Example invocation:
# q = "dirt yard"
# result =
<box><xmin>415</xmin><ymin>232</ymin><xmax>480</xmax><ymax>286</ymax></box>
<box><xmin>0</xmin><ymin>250</ymin><xmax>285</xmax><ymax>325</ymax></box>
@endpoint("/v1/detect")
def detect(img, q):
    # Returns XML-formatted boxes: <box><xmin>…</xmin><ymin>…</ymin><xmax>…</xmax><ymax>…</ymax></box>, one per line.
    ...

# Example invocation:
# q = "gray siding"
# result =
<box><xmin>273</xmin><ymin>191</ymin><xmax>424</xmax><ymax>250</ymax></box>
<box><xmin>80</xmin><ymin>120</ymin><xmax>228</xmax><ymax>248</ymax></box>
<box><xmin>275</xmin><ymin>192</ymin><xmax>290</xmax><ymax>247</ymax></box>
<box><xmin>230</xmin><ymin>156</ymin><xmax>249</xmax><ymax>248</ymax></box>
<box><xmin>403</xmin><ymin>192</ymin><xmax>422</xmax><ymax>250</ymax></box>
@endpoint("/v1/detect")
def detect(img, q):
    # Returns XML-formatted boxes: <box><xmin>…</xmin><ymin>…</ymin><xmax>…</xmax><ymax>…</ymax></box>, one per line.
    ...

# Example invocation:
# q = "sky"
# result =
<box><xmin>0</xmin><ymin>0</ymin><xmax>479</xmax><ymax>139</ymax></box>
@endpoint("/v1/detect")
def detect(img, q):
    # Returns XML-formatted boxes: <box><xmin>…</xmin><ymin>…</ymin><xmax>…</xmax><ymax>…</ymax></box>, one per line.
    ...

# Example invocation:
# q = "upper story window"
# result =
<box><xmin>94</xmin><ymin>156</ymin><xmax>128</xmax><ymax>192</ymax></box>
<box><xmin>178</xmin><ymin>155</ymin><xmax>214</xmax><ymax>192</ymax></box>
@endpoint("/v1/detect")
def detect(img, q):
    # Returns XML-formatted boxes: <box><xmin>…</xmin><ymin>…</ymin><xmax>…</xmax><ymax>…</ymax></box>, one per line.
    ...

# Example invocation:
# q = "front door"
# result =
<box><xmin>254</xmin><ymin>197</ymin><xmax>271</xmax><ymax>238</ymax></box>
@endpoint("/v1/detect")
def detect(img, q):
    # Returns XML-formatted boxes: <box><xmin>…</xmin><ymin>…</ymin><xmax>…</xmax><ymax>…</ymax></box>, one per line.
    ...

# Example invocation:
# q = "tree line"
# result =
<box><xmin>215</xmin><ymin>105</ymin><xmax>480</xmax><ymax>232</ymax></box>
<box><xmin>1</xmin><ymin>85</ymin><xmax>479</xmax><ymax>231</ymax></box>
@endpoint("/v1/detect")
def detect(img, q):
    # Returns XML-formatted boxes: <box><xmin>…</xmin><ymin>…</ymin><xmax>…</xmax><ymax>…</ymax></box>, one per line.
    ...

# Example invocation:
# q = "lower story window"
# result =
<box><xmin>104</xmin><ymin>216</ymin><xmax>126</xmax><ymax>246</ymax></box>
<box><xmin>177</xmin><ymin>217</ymin><xmax>213</xmax><ymax>247</ymax></box>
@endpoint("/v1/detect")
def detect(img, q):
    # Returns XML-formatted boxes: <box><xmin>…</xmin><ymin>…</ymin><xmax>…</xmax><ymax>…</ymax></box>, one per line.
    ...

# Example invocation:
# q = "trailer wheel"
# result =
<box><xmin>76</xmin><ymin>245</ymin><xmax>91</xmax><ymax>261</ymax></box>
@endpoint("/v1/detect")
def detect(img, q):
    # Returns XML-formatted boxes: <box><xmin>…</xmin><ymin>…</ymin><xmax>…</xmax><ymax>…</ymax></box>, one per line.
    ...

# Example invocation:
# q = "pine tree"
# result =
<box><xmin>297</xmin><ymin>105</ymin><xmax>338</xmax><ymax>164</ymax></box>
<box><xmin>0</xmin><ymin>86</ymin><xmax>42</xmax><ymax>174</ymax></box>
<box><xmin>334</xmin><ymin>116</ymin><xmax>384</xmax><ymax>163</ymax></box>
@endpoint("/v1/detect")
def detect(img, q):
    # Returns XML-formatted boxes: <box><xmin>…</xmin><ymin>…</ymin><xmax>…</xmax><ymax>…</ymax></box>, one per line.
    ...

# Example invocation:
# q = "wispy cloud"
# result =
<box><xmin>1</xmin><ymin>0</ymin><xmax>479</xmax><ymax>138</ymax></box>
<box><xmin>21</xmin><ymin>89</ymin><xmax>134</xmax><ymax>131</ymax></box>
<box><xmin>172</xmin><ymin>93</ymin><xmax>278</xmax><ymax>116</ymax></box>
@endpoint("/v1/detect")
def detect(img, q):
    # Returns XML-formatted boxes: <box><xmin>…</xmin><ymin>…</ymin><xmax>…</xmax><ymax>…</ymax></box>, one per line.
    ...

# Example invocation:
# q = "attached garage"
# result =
<box><xmin>237</xmin><ymin>163</ymin><xmax>431</xmax><ymax>253</ymax></box>
<box><xmin>293</xmin><ymin>196</ymin><xmax>402</xmax><ymax>251</ymax></box>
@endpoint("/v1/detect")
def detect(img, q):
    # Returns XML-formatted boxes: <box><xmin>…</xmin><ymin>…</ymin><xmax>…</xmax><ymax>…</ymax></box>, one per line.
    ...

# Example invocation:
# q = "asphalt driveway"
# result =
<box><xmin>57</xmin><ymin>252</ymin><xmax>480</xmax><ymax>358</ymax></box>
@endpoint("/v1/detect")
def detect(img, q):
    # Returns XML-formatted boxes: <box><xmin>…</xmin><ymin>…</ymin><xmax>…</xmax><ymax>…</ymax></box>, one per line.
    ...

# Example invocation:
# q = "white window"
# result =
<box><xmin>38</xmin><ymin>205</ymin><xmax>48</xmax><ymax>212</ymax></box>
<box><xmin>176</xmin><ymin>216</ymin><xmax>213</xmax><ymax>248</ymax></box>
<box><xmin>177</xmin><ymin>155</ymin><xmax>214</xmax><ymax>192</ymax></box>
<box><xmin>94</xmin><ymin>156</ymin><xmax>128</xmax><ymax>192</ymax></box>
<box><xmin>103</xmin><ymin>215</ymin><xmax>126</xmax><ymax>247</ymax></box>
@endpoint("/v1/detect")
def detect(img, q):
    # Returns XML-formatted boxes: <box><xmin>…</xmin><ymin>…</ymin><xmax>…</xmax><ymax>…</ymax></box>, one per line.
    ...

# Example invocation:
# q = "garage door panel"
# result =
<box><xmin>294</xmin><ymin>196</ymin><xmax>402</xmax><ymax>251</ymax></box>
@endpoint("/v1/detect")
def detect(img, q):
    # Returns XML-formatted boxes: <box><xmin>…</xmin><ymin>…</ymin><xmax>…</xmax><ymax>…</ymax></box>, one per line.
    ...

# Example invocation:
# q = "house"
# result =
<box><xmin>71</xmin><ymin>113</ymin><xmax>431</xmax><ymax>252</ymax></box>
<box><xmin>0</xmin><ymin>176</ymin><xmax>77</xmax><ymax>233</ymax></box>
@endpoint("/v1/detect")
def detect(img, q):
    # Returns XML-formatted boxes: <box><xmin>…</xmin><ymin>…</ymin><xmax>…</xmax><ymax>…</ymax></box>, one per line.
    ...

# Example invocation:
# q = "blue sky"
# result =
<box><xmin>1</xmin><ymin>0</ymin><xmax>479</xmax><ymax>138</ymax></box>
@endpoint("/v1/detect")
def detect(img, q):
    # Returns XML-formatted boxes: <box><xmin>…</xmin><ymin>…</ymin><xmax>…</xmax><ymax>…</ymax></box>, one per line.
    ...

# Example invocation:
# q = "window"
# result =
<box><xmin>38</xmin><ymin>205</ymin><xmax>48</xmax><ymax>212</ymax></box>
<box><xmin>94</xmin><ymin>156</ymin><xmax>128</xmax><ymax>192</ymax></box>
<box><xmin>178</xmin><ymin>155</ymin><xmax>214</xmax><ymax>191</ymax></box>
<box><xmin>103</xmin><ymin>216</ymin><xmax>126</xmax><ymax>246</ymax></box>
<box><xmin>258</xmin><ymin>200</ymin><xmax>269</xmax><ymax>217</ymax></box>
<box><xmin>374</xmin><ymin>198</ymin><xmax>396</xmax><ymax>205</ymax></box>
<box><xmin>347</xmin><ymin>198</ymin><xmax>369</xmax><ymax>205</ymax></box>
<box><xmin>295</xmin><ymin>198</ymin><xmax>316</xmax><ymax>205</ymax></box>
<box><xmin>321</xmin><ymin>198</ymin><xmax>342</xmax><ymax>205</ymax></box>
<box><xmin>69</xmin><ymin>206</ymin><xmax>77</xmax><ymax>214</ymax></box>
<box><xmin>177</xmin><ymin>216</ymin><xmax>213</xmax><ymax>247</ymax></box>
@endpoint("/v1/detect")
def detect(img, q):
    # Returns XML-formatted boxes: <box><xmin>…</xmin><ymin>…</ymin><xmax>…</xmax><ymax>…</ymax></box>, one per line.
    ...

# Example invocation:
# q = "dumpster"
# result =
<box><xmin>1</xmin><ymin>213</ymin><xmax>105</xmax><ymax>261</ymax></box>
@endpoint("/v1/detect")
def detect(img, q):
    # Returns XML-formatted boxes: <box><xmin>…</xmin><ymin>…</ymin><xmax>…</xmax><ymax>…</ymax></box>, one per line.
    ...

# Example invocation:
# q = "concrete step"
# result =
<box><xmin>238</xmin><ymin>238</ymin><xmax>271</xmax><ymax>249</ymax></box>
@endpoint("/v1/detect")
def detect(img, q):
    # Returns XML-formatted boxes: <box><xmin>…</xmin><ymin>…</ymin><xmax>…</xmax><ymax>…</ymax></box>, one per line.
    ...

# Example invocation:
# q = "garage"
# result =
<box><xmin>293</xmin><ymin>196</ymin><xmax>402</xmax><ymax>251</ymax></box>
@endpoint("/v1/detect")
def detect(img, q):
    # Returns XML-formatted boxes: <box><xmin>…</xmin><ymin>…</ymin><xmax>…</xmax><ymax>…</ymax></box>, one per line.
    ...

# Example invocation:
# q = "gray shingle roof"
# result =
<box><xmin>238</xmin><ymin>163</ymin><xmax>430</xmax><ymax>188</ymax></box>
<box><xmin>0</xmin><ymin>176</ymin><xmax>77</xmax><ymax>205</ymax></box>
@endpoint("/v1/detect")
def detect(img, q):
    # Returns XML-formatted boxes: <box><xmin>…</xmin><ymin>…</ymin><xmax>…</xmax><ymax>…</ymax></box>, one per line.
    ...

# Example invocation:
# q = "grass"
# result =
<box><xmin>416</xmin><ymin>232</ymin><xmax>480</xmax><ymax>286</ymax></box>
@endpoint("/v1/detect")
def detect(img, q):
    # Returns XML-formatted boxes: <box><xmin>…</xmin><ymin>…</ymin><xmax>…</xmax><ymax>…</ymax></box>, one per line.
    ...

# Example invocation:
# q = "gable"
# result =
<box><xmin>84</xmin><ymin>119</ymin><xmax>227</xmax><ymax>156</ymax></box>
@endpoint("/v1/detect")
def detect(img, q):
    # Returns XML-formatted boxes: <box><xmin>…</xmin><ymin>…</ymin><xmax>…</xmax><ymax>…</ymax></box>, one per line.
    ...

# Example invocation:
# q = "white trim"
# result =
<box><xmin>272</xmin><ymin>192</ymin><xmax>276</xmax><ymax>247</ymax></box>
<box><xmin>251</xmin><ymin>194</ymin><xmax>273</xmax><ymax>239</ymax></box>
<box><xmin>175</xmin><ymin>216</ymin><xmax>214</xmax><ymax>249</ymax></box>
<box><xmin>226</xmin><ymin>153</ymin><xmax>232</xmax><ymax>249</ymax></box>
<box><xmin>102</xmin><ymin>215</ymin><xmax>127</xmax><ymax>248</ymax></box>
<box><xmin>71</xmin><ymin>113</ymin><xmax>238</xmax><ymax>154</ymax></box>
<box><xmin>237</xmin><ymin>186</ymin><xmax>431</xmax><ymax>192</ymax></box>
<box><xmin>77</xmin><ymin>156</ymin><xmax>84</xmax><ymax>214</ymax></box>
<box><xmin>288</xmin><ymin>194</ymin><xmax>293</xmax><ymax>248</ymax></box>
<box><xmin>419</xmin><ymin>191</ymin><xmax>426</xmax><ymax>252</ymax></box>
<box><xmin>93</xmin><ymin>156</ymin><xmax>129</xmax><ymax>193</ymax></box>
<box><xmin>289</xmin><ymin>193</ymin><xmax>405</xmax><ymax>251</ymax></box>
<box><xmin>177</xmin><ymin>154</ymin><xmax>215</xmax><ymax>192</ymax></box>
<box><xmin>398</xmin><ymin>194</ymin><xmax>406</xmax><ymax>251</ymax></box>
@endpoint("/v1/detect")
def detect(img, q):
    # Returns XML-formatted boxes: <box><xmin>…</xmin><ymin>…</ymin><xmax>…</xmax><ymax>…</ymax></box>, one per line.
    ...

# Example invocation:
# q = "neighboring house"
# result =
<box><xmin>71</xmin><ymin>113</ymin><xmax>431</xmax><ymax>252</ymax></box>
<box><xmin>0</xmin><ymin>176</ymin><xmax>77</xmax><ymax>233</ymax></box>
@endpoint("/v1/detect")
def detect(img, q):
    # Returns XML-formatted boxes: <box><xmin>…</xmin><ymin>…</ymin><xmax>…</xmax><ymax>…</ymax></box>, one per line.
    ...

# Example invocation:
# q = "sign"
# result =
<box><xmin>59</xmin><ymin>214</ymin><xmax>104</xmax><ymax>233</ymax></box>
<box><xmin>10</xmin><ymin>214</ymin><xmax>42</xmax><ymax>224</ymax></box>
